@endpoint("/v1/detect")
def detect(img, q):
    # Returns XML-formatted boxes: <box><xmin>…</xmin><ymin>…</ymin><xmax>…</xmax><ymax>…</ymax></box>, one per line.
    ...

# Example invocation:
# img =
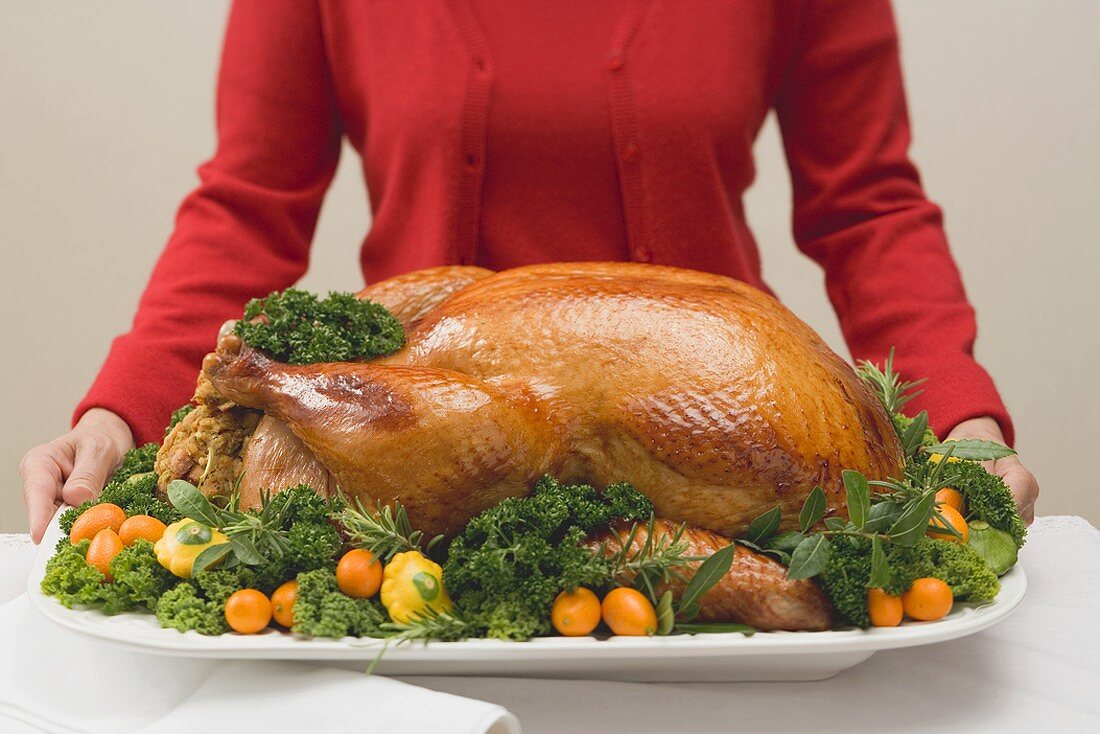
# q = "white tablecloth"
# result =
<box><xmin>3</xmin><ymin>516</ymin><xmax>1099</xmax><ymax>733</ymax></box>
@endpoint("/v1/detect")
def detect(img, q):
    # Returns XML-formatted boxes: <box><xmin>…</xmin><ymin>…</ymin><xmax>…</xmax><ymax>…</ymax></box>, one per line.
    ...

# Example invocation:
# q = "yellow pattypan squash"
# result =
<box><xmin>380</xmin><ymin>550</ymin><xmax>452</xmax><ymax>623</ymax></box>
<box><xmin>154</xmin><ymin>519</ymin><xmax>228</xmax><ymax>579</ymax></box>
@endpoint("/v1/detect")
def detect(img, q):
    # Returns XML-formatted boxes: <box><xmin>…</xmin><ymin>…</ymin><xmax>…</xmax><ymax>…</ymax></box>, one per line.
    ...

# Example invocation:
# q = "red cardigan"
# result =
<box><xmin>76</xmin><ymin>0</ymin><xmax>1014</xmax><ymax>446</ymax></box>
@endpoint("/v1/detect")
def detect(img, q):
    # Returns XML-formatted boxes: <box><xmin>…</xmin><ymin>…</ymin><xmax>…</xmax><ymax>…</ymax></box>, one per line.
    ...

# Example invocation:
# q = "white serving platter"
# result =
<box><xmin>28</xmin><ymin>507</ymin><xmax>1026</xmax><ymax>682</ymax></box>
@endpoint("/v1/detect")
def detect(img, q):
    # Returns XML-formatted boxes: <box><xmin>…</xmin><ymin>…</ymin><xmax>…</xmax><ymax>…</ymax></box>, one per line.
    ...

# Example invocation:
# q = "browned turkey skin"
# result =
<box><xmin>587</xmin><ymin>519</ymin><xmax>833</xmax><ymax>631</ymax></box>
<box><xmin>157</xmin><ymin>262</ymin><xmax>904</xmax><ymax>630</ymax></box>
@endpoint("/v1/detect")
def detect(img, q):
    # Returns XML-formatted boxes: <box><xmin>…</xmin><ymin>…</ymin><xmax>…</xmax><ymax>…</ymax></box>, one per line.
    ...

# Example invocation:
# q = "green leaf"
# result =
<box><xmin>864</xmin><ymin>502</ymin><xmax>901</xmax><ymax>533</ymax></box>
<box><xmin>767</xmin><ymin>530</ymin><xmax>805</xmax><ymax>553</ymax></box>
<box><xmin>678</xmin><ymin>543</ymin><xmax>736</xmax><ymax>614</ymax></box>
<box><xmin>736</xmin><ymin>538</ymin><xmax>762</xmax><ymax>552</ymax></box>
<box><xmin>674</xmin><ymin>622</ymin><xmax>755</xmax><ymax>635</ymax></box>
<box><xmin>227</xmin><ymin>534</ymin><xmax>264</xmax><ymax>565</ymax></box>
<box><xmin>787</xmin><ymin>534</ymin><xmax>832</xmax><ymax>580</ymax></box>
<box><xmin>761</xmin><ymin>549</ymin><xmax>791</xmax><ymax>565</ymax></box>
<box><xmin>900</xmin><ymin>411</ymin><xmax>930</xmax><ymax>456</ymax></box>
<box><xmin>799</xmin><ymin>486</ymin><xmax>826</xmax><ymax>532</ymax></box>
<box><xmin>867</xmin><ymin>535</ymin><xmax>891</xmax><ymax>588</ymax></box>
<box><xmin>191</xmin><ymin>542</ymin><xmax>232</xmax><ymax>575</ymax></box>
<box><xmin>823</xmin><ymin>517</ymin><xmax>850</xmax><ymax>532</ymax></box>
<box><xmin>656</xmin><ymin>591</ymin><xmax>675</xmax><ymax>636</ymax></box>
<box><xmin>167</xmin><ymin>480</ymin><xmax>222</xmax><ymax>527</ymax></box>
<box><xmin>744</xmin><ymin>505</ymin><xmax>782</xmax><ymax>545</ymax></box>
<box><xmin>843</xmin><ymin>470</ymin><xmax>870</xmax><ymax>530</ymax></box>
<box><xmin>888</xmin><ymin>489</ymin><xmax>938</xmax><ymax>547</ymax></box>
<box><xmin>678</xmin><ymin>602</ymin><xmax>700</xmax><ymax>622</ymax></box>
<box><xmin>922</xmin><ymin>440</ymin><xmax>1016</xmax><ymax>461</ymax></box>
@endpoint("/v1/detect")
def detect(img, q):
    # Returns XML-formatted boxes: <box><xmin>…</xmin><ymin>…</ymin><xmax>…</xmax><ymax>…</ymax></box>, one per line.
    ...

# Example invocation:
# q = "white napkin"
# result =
<box><xmin>0</xmin><ymin>594</ymin><xmax>519</xmax><ymax>734</ymax></box>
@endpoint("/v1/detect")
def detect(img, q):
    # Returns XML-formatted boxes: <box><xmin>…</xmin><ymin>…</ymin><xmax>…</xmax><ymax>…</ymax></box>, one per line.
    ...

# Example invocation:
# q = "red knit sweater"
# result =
<box><xmin>75</xmin><ymin>0</ymin><xmax>1014</xmax><ymax>447</ymax></box>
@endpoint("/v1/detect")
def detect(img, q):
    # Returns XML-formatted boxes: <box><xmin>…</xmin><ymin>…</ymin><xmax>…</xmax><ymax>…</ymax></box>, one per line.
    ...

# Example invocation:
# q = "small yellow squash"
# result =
<box><xmin>154</xmin><ymin>520</ymin><xmax>228</xmax><ymax>579</ymax></box>
<box><xmin>380</xmin><ymin>551</ymin><xmax>453</xmax><ymax>623</ymax></box>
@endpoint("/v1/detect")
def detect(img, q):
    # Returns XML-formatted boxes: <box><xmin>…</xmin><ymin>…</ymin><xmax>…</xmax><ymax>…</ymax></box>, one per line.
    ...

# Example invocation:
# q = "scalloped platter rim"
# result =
<box><xmin>27</xmin><ymin>507</ymin><xmax>1026</xmax><ymax>682</ymax></box>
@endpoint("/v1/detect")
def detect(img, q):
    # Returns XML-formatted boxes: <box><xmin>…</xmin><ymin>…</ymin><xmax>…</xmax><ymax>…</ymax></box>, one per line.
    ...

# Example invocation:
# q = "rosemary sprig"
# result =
<box><xmin>378</xmin><ymin>607</ymin><xmax>469</xmax><ymax>643</ymax></box>
<box><xmin>603</xmin><ymin>516</ymin><xmax>701</xmax><ymax>603</ymax></box>
<box><xmin>856</xmin><ymin>347</ymin><xmax>927</xmax><ymax>415</ymax></box>
<box><xmin>360</xmin><ymin>608</ymin><xmax>471</xmax><ymax>675</ymax></box>
<box><xmin>335</xmin><ymin>496</ymin><xmax>443</xmax><ymax>561</ymax></box>
<box><xmin>598</xmin><ymin>516</ymin><xmax>738</xmax><ymax>631</ymax></box>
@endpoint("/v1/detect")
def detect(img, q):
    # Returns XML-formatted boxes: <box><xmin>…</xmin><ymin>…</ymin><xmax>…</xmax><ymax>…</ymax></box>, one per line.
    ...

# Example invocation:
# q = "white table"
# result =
<box><xmin>4</xmin><ymin>516</ymin><xmax>1099</xmax><ymax>733</ymax></box>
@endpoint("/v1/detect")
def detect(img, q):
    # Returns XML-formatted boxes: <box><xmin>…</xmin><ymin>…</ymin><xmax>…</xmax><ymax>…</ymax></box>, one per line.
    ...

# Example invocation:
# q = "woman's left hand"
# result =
<box><xmin>947</xmin><ymin>416</ymin><xmax>1038</xmax><ymax>524</ymax></box>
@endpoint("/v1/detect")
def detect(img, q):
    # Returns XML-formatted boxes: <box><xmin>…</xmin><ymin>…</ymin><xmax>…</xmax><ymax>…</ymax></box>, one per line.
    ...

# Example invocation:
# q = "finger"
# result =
<box><xmin>60</xmin><ymin>436</ymin><xmax>118</xmax><ymax>508</ymax></box>
<box><xmin>21</xmin><ymin>450</ymin><xmax>66</xmax><ymax>544</ymax></box>
<box><xmin>995</xmin><ymin>460</ymin><xmax>1039</xmax><ymax>525</ymax></box>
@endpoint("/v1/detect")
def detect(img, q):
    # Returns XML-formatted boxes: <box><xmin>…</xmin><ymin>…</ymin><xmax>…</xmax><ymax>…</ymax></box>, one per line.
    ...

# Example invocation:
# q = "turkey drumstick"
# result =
<box><xmin>588</xmin><ymin>519</ymin><xmax>833</xmax><ymax>631</ymax></box>
<box><xmin>203</xmin><ymin>333</ymin><xmax>564</xmax><ymax>538</ymax></box>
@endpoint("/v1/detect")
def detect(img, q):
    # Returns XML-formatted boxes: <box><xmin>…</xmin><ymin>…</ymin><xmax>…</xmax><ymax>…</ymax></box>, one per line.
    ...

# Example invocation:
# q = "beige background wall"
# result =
<box><xmin>2</xmin><ymin>1</ymin><xmax>1097</xmax><ymax>532</ymax></box>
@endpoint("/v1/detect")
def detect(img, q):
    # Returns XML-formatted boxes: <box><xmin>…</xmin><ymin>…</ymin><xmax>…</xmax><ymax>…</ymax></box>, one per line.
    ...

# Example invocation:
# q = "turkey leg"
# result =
<box><xmin>237</xmin><ymin>415</ymin><xmax>336</xmax><ymax>508</ymax></box>
<box><xmin>204</xmin><ymin>332</ymin><xmax>563</xmax><ymax>537</ymax></box>
<box><xmin>588</xmin><ymin>519</ymin><xmax>832</xmax><ymax>630</ymax></box>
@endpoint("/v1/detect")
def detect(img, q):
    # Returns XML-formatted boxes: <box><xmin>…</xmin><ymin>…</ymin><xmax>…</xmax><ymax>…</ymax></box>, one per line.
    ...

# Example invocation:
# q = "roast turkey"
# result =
<box><xmin>158</xmin><ymin>262</ymin><xmax>905</xmax><ymax>631</ymax></box>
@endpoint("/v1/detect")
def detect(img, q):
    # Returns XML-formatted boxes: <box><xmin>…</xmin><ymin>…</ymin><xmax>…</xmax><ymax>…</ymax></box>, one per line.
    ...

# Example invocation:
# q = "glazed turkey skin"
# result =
<box><xmin>196</xmin><ymin>262</ymin><xmax>903</xmax><ymax>539</ymax></box>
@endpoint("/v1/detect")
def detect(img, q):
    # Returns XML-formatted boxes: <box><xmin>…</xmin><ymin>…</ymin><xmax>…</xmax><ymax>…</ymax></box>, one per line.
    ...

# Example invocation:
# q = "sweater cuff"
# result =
<box><xmin>900</xmin><ymin>353</ymin><xmax>1015</xmax><ymax>447</ymax></box>
<box><xmin>72</xmin><ymin>335</ymin><xmax>201</xmax><ymax>447</ymax></box>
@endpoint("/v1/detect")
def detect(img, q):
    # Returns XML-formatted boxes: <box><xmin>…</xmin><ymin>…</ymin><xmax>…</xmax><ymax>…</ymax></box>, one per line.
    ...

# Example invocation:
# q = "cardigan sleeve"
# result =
<box><xmin>773</xmin><ymin>0</ymin><xmax>1014</xmax><ymax>444</ymax></box>
<box><xmin>73</xmin><ymin>0</ymin><xmax>342</xmax><ymax>445</ymax></box>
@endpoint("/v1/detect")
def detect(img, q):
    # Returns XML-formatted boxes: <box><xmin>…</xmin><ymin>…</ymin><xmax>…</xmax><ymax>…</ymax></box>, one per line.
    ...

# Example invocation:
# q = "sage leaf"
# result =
<box><xmin>656</xmin><ymin>591</ymin><xmax>675</xmax><ymax>635</ymax></box>
<box><xmin>922</xmin><ymin>439</ymin><xmax>1016</xmax><ymax>461</ymax></box>
<box><xmin>191</xmin><ymin>542</ymin><xmax>232</xmax><ymax>575</ymax></box>
<box><xmin>762</xmin><ymin>549</ymin><xmax>791</xmax><ymax>565</ymax></box>
<box><xmin>901</xmin><ymin>411</ymin><xmax>930</xmax><ymax>455</ymax></box>
<box><xmin>767</xmin><ymin>530</ymin><xmax>805</xmax><ymax>553</ymax></box>
<box><xmin>228</xmin><ymin>533</ymin><xmax>265</xmax><ymax>565</ymax></box>
<box><xmin>745</xmin><ymin>505</ymin><xmax>782</xmax><ymax>545</ymax></box>
<box><xmin>787</xmin><ymin>534</ymin><xmax>832</xmax><ymax>580</ymax></box>
<box><xmin>674</xmin><ymin>622</ymin><xmax>755</xmax><ymax>635</ymax></box>
<box><xmin>167</xmin><ymin>480</ymin><xmax>222</xmax><ymax>528</ymax></box>
<box><xmin>888</xmin><ymin>489</ymin><xmax>938</xmax><ymax>547</ymax></box>
<box><xmin>679</xmin><ymin>543</ymin><xmax>736</xmax><ymax>613</ymax></box>
<box><xmin>843</xmin><ymin>470</ymin><xmax>870</xmax><ymax>530</ymax></box>
<box><xmin>678</xmin><ymin>602</ymin><xmax>700</xmax><ymax>622</ymax></box>
<box><xmin>823</xmin><ymin>517</ymin><xmax>850</xmax><ymax>532</ymax></box>
<box><xmin>864</xmin><ymin>502</ymin><xmax>901</xmax><ymax>533</ymax></box>
<box><xmin>799</xmin><ymin>486</ymin><xmax>826</xmax><ymax>532</ymax></box>
<box><xmin>868</xmin><ymin>535</ymin><xmax>891</xmax><ymax>588</ymax></box>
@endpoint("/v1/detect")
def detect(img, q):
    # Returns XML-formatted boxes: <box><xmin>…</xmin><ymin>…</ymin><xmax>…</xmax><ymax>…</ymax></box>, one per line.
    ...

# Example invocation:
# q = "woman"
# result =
<box><xmin>20</xmin><ymin>0</ymin><xmax>1038</xmax><ymax>541</ymax></box>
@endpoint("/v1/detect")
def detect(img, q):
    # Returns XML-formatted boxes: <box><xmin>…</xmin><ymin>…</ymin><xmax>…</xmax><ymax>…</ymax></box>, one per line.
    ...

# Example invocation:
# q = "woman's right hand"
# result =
<box><xmin>19</xmin><ymin>408</ymin><xmax>134</xmax><ymax>543</ymax></box>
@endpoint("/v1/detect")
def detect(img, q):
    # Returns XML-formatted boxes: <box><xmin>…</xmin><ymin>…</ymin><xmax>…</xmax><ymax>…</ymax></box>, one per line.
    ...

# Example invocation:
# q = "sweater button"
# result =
<box><xmin>622</xmin><ymin>143</ymin><xmax>639</xmax><ymax>163</ymax></box>
<box><xmin>474</xmin><ymin>56</ymin><xmax>487</xmax><ymax>73</ymax></box>
<box><xmin>634</xmin><ymin>245</ymin><xmax>652</xmax><ymax>262</ymax></box>
<box><xmin>606</xmin><ymin>50</ymin><xmax>624</xmax><ymax>71</ymax></box>
<box><xmin>465</xmin><ymin>153</ymin><xmax>480</xmax><ymax>170</ymax></box>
